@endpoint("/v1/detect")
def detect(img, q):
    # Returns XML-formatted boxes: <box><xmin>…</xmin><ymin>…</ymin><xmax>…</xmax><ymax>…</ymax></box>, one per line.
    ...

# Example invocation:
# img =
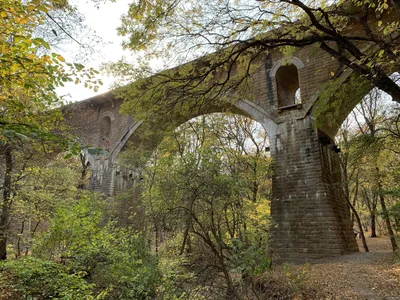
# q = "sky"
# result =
<box><xmin>56</xmin><ymin>0</ymin><xmax>131</xmax><ymax>102</ymax></box>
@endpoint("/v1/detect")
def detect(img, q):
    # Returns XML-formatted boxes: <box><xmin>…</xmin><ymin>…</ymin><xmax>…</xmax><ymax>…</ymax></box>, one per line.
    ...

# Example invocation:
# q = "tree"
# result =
<box><xmin>354</xmin><ymin>90</ymin><xmax>398</xmax><ymax>250</ymax></box>
<box><xmin>338</xmin><ymin>88</ymin><xmax>399</xmax><ymax>251</ymax></box>
<box><xmin>337</xmin><ymin>118</ymin><xmax>369</xmax><ymax>251</ymax></box>
<box><xmin>109</xmin><ymin>0</ymin><xmax>400</xmax><ymax>121</ymax></box>
<box><xmin>130</xmin><ymin>114</ymin><xmax>271</xmax><ymax>298</ymax></box>
<box><xmin>0</xmin><ymin>0</ymin><xmax>102</xmax><ymax>260</ymax></box>
<box><xmin>10</xmin><ymin>154</ymin><xmax>84</xmax><ymax>257</ymax></box>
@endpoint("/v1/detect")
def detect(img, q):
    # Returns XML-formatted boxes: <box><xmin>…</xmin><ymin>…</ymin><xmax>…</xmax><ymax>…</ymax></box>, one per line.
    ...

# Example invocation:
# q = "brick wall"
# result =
<box><xmin>270</xmin><ymin>116</ymin><xmax>358</xmax><ymax>263</ymax></box>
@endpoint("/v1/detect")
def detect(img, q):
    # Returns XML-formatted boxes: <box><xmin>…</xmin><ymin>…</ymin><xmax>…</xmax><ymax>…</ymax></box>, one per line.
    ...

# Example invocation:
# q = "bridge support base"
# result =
<box><xmin>270</xmin><ymin>116</ymin><xmax>358</xmax><ymax>263</ymax></box>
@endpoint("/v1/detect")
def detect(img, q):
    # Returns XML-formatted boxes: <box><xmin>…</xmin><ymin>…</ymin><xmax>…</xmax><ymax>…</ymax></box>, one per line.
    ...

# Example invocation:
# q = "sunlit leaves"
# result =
<box><xmin>0</xmin><ymin>0</ymin><xmax>103</xmax><ymax>143</ymax></box>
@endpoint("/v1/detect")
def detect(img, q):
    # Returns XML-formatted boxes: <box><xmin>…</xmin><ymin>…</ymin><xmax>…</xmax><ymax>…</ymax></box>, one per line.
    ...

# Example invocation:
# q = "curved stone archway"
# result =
<box><xmin>88</xmin><ymin>99</ymin><xmax>276</xmax><ymax>195</ymax></box>
<box><xmin>311</xmin><ymin>72</ymin><xmax>372</xmax><ymax>139</ymax></box>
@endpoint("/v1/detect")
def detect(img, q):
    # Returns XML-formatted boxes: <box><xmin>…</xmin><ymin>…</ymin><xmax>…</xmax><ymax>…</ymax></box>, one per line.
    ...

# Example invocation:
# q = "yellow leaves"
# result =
<box><xmin>281</xmin><ymin>46</ymin><xmax>297</xmax><ymax>61</ymax></box>
<box><xmin>40</xmin><ymin>55</ymin><xmax>51</xmax><ymax>64</ymax></box>
<box><xmin>27</xmin><ymin>4</ymin><xmax>36</xmax><ymax>11</ymax></box>
<box><xmin>15</xmin><ymin>17</ymin><xmax>30</xmax><ymax>25</ymax></box>
<box><xmin>374</xmin><ymin>0</ymin><xmax>390</xmax><ymax>13</ymax></box>
<box><xmin>36</xmin><ymin>5</ymin><xmax>49</xmax><ymax>13</ymax></box>
<box><xmin>10</xmin><ymin>63</ymin><xmax>19</xmax><ymax>73</ymax></box>
<box><xmin>56</xmin><ymin>54</ymin><xmax>65</xmax><ymax>63</ymax></box>
<box><xmin>14</xmin><ymin>35</ymin><xmax>26</xmax><ymax>43</ymax></box>
<box><xmin>0</xmin><ymin>1</ymin><xmax>94</xmax><ymax>137</ymax></box>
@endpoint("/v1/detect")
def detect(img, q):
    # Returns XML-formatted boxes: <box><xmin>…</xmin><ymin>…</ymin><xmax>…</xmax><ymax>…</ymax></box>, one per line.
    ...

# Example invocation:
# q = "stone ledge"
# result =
<box><xmin>277</xmin><ymin>103</ymin><xmax>302</xmax><ymax>113</ymax></box>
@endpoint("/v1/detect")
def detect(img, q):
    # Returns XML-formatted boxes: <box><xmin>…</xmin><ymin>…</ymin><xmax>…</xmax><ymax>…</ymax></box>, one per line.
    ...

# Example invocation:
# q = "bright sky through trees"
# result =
<box><xmin>56</xmin><ymin>0</ymin><xmax>129</xmax><ymax>101</ymax></box>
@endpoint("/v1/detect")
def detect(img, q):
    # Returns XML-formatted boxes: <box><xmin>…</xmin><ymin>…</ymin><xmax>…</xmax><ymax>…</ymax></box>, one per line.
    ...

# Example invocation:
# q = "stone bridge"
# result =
<box><xmin>64</xmin><ymin>38</ymin><xmax>381</xmax><ymax>262</ymax></box>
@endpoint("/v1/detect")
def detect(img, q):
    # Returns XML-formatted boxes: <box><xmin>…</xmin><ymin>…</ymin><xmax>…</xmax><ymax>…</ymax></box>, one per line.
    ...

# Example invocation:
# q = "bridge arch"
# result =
<box><xmin>312</xmin><ymin>71</ymin><xmax>399</xmax><ymax>140</ymax></box>
<box><xmin>107</xmin><ymin>100</ymin><xmax>277</xmax><ymax>165</ymax></box>
<box><xmin>89</xmin><ymin>99</ymin><xmax>277</xmax><ymax>207</ymax></box>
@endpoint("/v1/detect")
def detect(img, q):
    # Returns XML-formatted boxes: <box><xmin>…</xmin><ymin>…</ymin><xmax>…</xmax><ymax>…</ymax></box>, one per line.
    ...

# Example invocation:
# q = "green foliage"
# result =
<box><xmin>34</xmin><ymin>193</ymin><xmax>160</xmax><ymax>299</ymax></box>
<box><xmin>0</xmin><ymin>0</ymin><xmax>105</xmax><ymax>259</ymax></box>
<box><xmin>156</xmin><ymin>256</ymin><xmax>207</xmax><ymax>300</ymax></box>
<box><xmin>8</xmin><ymin>155</ymin><xmax>83</xmax><ymax>256</ymax></box>
<box><xmin>132</xmin><ymin>114</ymin><xmax>272</xmax><ymax>296</ymax></box>
<box><xmin>231</xmin><ymin>236</ymin><xmax>271</xmax><ymax>277</ymax></box>
<box><xmin>337</xmin><ymin>88</ymin><xmax>400</xmax><ymax>246</ymax></box>
<box><xmin>0</xmin><ymin>0</ymin><xmax>102</xmax><ymax>142</ymax></box>
<box><xmin>0</xmin><ymin>257</ymin><xmax>95</xmax><ymax>299</ymax></box>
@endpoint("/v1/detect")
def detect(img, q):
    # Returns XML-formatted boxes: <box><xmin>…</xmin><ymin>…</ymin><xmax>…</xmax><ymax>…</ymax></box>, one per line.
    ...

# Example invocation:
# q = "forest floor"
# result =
<box><xmin>258</xmin><ymin>236</ymin><xmax>400</xmax><ymax>300</ymax></box>
<box><xmin>296</xmin><ymin>236</ymin><xmax>400</xmax><ymax>299</ymax></box>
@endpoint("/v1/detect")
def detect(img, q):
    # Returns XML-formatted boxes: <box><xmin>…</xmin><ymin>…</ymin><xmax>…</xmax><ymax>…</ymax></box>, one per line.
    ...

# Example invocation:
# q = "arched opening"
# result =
<box><xmin>276</xmin><ymin>64</ymin><xmax>301</xmax><ymax>107</ymax></box>
<box><xmin>99</xmin><ymin>116</ymin><xmax>112</xmax><ymax>151</ymax></box>
<box><xmin>333</xmin><ymin>83</ymin><xmax>400</xmax><ymax>253</ymax></box>
<box><xmin>116</xmin><ymin>112</ymin><xmax>272</xmax><ymax>294</ymax></box>
<box><xmin>315</xmin><ymin>72</ymin><xmax>400</xmax><ymax>139</ymax></box>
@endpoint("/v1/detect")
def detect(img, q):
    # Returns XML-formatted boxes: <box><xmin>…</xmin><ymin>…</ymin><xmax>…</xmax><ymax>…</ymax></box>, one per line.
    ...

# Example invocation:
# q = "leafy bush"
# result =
<box><xmin>33</xmin><ymin>193</ymin><xmax>160</xmax><ymax>299</ymax></box>
<box><xmin>156</xmin><ymin>256</ymin><xmax>207</xmax><ymax>300</ymax></box>
<box><xmin>249</xmin><ymin>265</ymin><xmax>317</xmax><ymax>300</ymax></box>
<box><xmin>0</xmin><ymin>257</ymin><xmax>94</xmax><ymax>299</ymax></box>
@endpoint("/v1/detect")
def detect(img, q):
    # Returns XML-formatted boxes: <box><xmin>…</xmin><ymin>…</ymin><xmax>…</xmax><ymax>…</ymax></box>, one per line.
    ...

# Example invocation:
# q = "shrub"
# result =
<box><xmin>33</xmin><ymin>193</ymin><xmax>160</xmax><ymax>299</ymax></box>
<box><xmin>0</xmin><ymin>257</ymin><xmax>94</xmax><ymax>299</ymax></box>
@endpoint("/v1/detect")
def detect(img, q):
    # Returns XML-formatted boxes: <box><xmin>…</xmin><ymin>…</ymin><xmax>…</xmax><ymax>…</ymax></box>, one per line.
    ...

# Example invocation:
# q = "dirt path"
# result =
<box><xmin>302</xmin><ymin>237</ymin><xmax>400</xmax><ymax>299</ymax></box>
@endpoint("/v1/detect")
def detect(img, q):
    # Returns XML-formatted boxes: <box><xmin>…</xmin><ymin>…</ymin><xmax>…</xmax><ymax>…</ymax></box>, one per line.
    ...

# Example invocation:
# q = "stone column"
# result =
<box><xmin>270</xmin><ymin>116</ymin><xmax>358</xmax><ymax>263</ymax></box>
<box><xmin>89</xmin><ymin>157</ymin><xmax>113</xmax><ymax>195</ymax></box>
<box><xmin>90</xmin><ymin>156</ymin><xmax>144</xmax><ymax>228</ymax></box>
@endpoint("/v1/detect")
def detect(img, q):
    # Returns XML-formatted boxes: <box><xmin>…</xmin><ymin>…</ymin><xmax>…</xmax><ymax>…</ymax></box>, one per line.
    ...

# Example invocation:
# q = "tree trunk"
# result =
<box><xmin>351</xmin><ymin>196</ymin><xmax>357</xmax><ymax>226</ymax></box>
<box><xmin>346</xmin><ymin>198</ymin><xmax>369</xmax><ymax>252</ymax></box>
<box><xmin>179</xmin><ymin>216</ymin><xmax>192</xmax><ymax>255</ymax></box>
<box><xmin>377</xmin><ymin>168</ymin><xmax>398</xmax><ymax>251</ymax></box>
<box><xmin>370</xmin><ymin>213</ymin><xmax>377</xmax><ymax>237</ymax></box>
<box><xmin>16</xmin><ymin>220</ymin><xmax>25</xmax><ymax>258</ymax></box>
<box><xmin>26</xmin><ymin>220</ymin><xmax>41</xmax><ymax>256</ymax></box>
<box><xmin>343</xmin><ymin>171</ymin><xmax>369</xmax><ymax>252</ymax></box>
<box><xmin>77</xmin><ymin>153</ymin><xmax>90</xmax><ymax>189</ymax></box>
<box><xmin>223</xmin><ymin>265</ymin><xmax>241</xmax><ymax>300</ymax></box>
<box><xmin>154</xmin><ymin>224</ymin><xmax>159</xmax><ymax>256</ymax></box>
<box><xmin>0</xmin><ymin>145</ymin><xmax>13</xmax><ymax>260</ymax></box>
<box><xmin>370</xmin><ymin>71</ymin><xmax>400</xmax><ymax>104</ymax></box>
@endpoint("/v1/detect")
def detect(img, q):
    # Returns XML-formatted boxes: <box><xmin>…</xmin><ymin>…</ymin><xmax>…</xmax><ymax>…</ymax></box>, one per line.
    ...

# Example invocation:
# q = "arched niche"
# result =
<box><xmin>270</xmin><ymin>57</ymin><xmax>305</xmax><ymax>108</ymax></box>
<box><xmin>276</xmin><ymin>64</ymin><xmax>301</xmax><ymax>107</ymax></box>
<box><xmin>100</xmin><ymin>111</ymin><xmax>116</xmax><ymax>122</ymax></box>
